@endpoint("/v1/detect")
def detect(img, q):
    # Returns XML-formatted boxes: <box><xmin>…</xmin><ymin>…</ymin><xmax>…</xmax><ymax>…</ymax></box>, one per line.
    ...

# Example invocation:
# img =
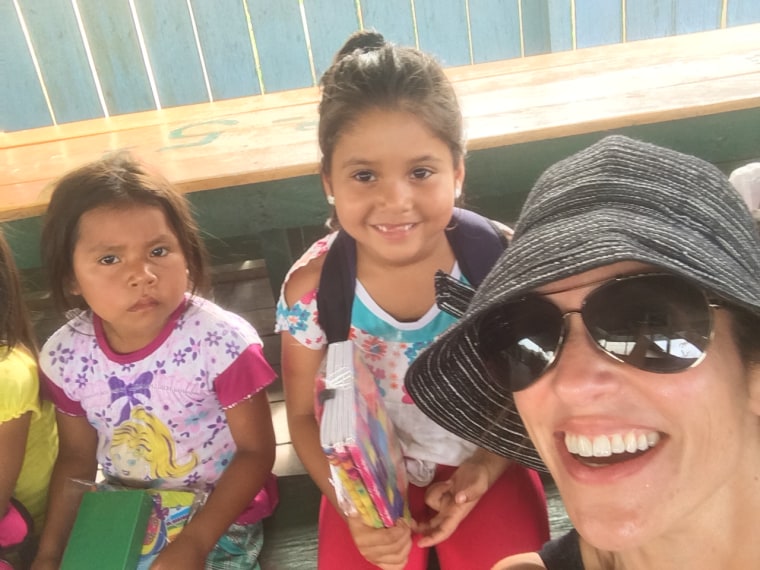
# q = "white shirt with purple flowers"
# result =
<box><xmin>275</xmin><ymin>233</ymin><xmax>477</xmax><ymax>486</ymax></box>
<box><xmin>40</xmin><ymin>295</ymin><xmax>278</xmax><ymax>523</ymax></box>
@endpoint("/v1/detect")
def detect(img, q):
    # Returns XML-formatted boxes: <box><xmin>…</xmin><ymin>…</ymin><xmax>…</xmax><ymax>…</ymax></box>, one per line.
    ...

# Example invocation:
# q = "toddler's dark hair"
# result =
<box><xmin>41</xmin><ymin>152</ymin><xmax>210</xmax><ymax>312</ymax></box>
<box><xmin>0</xmin><ymin>230</ymin><xmax>37</xmax><ymax>356</ymax></box>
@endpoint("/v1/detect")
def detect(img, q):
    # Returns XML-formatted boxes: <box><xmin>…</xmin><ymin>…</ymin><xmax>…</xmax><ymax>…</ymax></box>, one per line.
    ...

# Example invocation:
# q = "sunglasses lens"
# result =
<box><xmin>480</xmin><ymin>298</ymin><xmax>564</xmax><ymax>391</ymax></box>
<box><xmin>584</xmin><ymin>275</ymin><xmax>711</xmax><ymax>373</ymax></box>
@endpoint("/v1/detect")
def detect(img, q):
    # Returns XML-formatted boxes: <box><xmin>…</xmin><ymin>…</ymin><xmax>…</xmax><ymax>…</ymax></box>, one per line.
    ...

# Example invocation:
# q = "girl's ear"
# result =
<box><xmin>69</xmin><ymin>276</ymin><xmax>81</xmax><ymax>296</ymax></box>
<box><xmin>321</xmin><ymin>172</ymin><xmax>334</xmax><ymax>204</ymax></box>
<box><xmin>454</xmin><ymin>159</ymin><xmax>466</xmax><ymax>198</ymax></box>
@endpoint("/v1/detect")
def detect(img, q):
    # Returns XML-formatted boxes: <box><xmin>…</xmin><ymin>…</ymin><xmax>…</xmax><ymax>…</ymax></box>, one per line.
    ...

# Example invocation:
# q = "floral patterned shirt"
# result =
<box><xmin>40</xmin><ymin>295</ymin><xmax>278</xmax><ymax>523</ymax></box>
<box><xmin>275</xmin><ymin>233</ymin><xmax>477</xmax><ymax>485</ymax></box>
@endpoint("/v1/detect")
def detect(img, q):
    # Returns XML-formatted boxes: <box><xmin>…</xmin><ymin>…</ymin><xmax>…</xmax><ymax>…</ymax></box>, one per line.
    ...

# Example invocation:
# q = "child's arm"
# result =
<box><xmin>0</xmin><ymin>412</ymin><xmax>31</xmax><ymax>513</ymax></box>
<box><xmin>280</xmin><ymin>333</ymin><xmax>336</xmax><ymax>501</ymax></box>
<box><xmin>32</xmin><ymin>413</ymin><xmax>99</xmax><ymax>570</ymax></box>
<box><xmin>150</xmin><ymin>390</ymin><xmax>275</xmax><ymax>570</ymax></box>
<box><xmin>282</xmin><ymin>335</ymin><xmax>412</xmax><ymax>568</ymax></box>
<box><xmin>414</xmin><ymin>449</ymin><xmax>512</xmax><ymax>547</ymax></box>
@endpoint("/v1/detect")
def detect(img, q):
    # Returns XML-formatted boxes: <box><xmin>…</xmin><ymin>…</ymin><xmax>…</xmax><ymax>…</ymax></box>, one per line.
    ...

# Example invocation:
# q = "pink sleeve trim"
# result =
<box><xmin>214</xmin><ymin>344</ymin><xmax>277</xmax><ymax>408</ymax></box>
<box><xmin>41</xmin><ymin>372</ymin><xmax>86</xmax><ymax>416</ymax></box>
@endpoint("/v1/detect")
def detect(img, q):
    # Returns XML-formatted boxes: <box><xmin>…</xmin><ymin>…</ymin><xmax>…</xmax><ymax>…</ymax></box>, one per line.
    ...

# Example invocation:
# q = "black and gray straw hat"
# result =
<box><xmin>405</xmin><ymin>135</ymin><xmax>760</xmax><ymax>472</ymax></box>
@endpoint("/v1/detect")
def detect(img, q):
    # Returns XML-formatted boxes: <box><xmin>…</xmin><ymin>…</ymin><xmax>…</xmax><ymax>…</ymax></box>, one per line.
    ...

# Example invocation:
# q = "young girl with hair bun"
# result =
<box><xmin>276</xmin><ymin>30</ymin><xmax>549</xmax><ymax>569</ymax></box>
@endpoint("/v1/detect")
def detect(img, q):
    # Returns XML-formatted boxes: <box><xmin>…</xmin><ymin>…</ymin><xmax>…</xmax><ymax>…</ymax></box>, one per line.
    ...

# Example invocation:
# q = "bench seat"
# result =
<box><xmin>3</xmin><ymin>24</ymin><xmax>759</xmax><ymax>225</ymax></box>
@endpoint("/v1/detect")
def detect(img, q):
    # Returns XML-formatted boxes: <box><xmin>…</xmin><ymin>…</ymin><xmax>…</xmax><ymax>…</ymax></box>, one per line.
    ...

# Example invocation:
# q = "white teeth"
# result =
<box><xmin>578</xmin><ymin>435</ymin><xmax>593</xmax><ymax>457</ymax></box>
<box><xmin>565</xmin><ymin>430</ymin><xmax>661</xmax><ymax>458</ymax></box>
<box><xmin>592</xmin><ymin>435</ymin><xmax>612</xmax><ymax>457</ymax></box>
<box><xmin>611</xmin><ymin>433</ymin><xmax>626</xmax><ymax>453</ymax></box>
<box><xmin>376</xmin><ymin>224</ymin><xmax>413</xmax><ymax>232</ymax></box>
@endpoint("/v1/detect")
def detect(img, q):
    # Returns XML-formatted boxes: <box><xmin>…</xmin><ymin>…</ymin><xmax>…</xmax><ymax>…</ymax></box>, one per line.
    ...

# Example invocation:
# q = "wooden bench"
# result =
<box><xmin>4</xmin><ymin>23</ymin><xmax>760</xmax><ymax>294</ymax></box>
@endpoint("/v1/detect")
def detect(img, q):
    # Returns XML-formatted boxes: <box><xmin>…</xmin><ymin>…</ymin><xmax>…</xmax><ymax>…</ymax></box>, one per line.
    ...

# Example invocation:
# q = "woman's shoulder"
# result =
<box><xmin>491</xmin><ymin>552</ymin><xmax>546</xmax><ymax>570</ymax></box>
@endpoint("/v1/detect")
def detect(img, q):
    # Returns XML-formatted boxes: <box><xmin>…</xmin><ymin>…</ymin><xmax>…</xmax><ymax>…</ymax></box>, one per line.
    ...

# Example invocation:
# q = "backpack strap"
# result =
<box><xmin>446</xmin><ymin>207</ymin><xmax>508</xmax><ymax>287</ymax></box>
<box><xmin>316</xmin><ymin>231</ymin><xmax>357</xmax><ymax>344</ymax></box>
<box><xmin>316</xmin><ymin>208</ymin><xmax>508</xmax><ymax>343</ymax></box>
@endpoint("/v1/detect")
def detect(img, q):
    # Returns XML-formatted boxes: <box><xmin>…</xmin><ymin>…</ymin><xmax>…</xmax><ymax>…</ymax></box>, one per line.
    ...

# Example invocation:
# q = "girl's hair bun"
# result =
<box><xmin>335</xmin><ymin>30</ymin><xmax>386</xmax><ymax>60</ymax></box>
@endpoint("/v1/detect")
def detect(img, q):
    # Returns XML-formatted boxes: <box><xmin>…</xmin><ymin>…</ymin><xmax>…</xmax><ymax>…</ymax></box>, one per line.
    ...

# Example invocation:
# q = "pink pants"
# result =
<box><xmin>317</xmin><ymin>463</ymin><xmax>549</xmax><ymax>569</ymax></box>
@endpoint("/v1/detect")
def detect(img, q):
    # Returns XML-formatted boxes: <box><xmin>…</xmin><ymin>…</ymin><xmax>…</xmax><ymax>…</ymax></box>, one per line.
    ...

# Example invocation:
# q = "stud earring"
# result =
<box><xmin>454</xmin><ymin>186</ymin><xmax>462</xmax><ymax>199</ymax></box>
<box><xmin>326</xmin><ymin>195</ymin><xmax>335</xmax><ymax>205</ymax></box>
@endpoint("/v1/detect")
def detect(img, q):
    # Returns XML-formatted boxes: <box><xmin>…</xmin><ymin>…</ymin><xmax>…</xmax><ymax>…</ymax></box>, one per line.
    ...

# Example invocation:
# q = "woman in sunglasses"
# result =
<box><xmin>405</xmin><ymin>134</ymin><xmax>760</xmax><ymax>569</ymax></box>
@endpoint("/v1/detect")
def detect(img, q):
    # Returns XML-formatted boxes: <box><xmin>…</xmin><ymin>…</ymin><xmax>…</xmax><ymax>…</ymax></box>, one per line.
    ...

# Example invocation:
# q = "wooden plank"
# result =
<box><xmin>17</xmin><ymin>0</ymin><xmax>103</xmax><ymax>124</ymax></box>
<box><xmin>4</xmin><ymin>87</ymin><xmax>320</xmax><ymax>148</ymax></box>
<box><xmin>3</xmin><ymin>25</ymin><xmax>759</xmax><ymax>222</ymax></box>
<box><xmin>626</xmin><ymin>0</ymin><xmax>721</xmax><ymax>38</ymax></box>
<box><xmin>189</xmin><ymin>0</ymin><xmax>261</xmax><ymax>100</ymax></box>
<box><xmin>469</xmin><ymin>0</ymin><xmax>522</xmax><ymax>63</ymax></box>
<box><xmin>246</xmin><ymin>0</ymin><xmax>313</xmax><ymax>93</ymax></box>
<box><xmin>0</xmin><ymin>0</ymin><xmax>52</xmax><ymax>131</ymax></box>
<box><xmin>133</xmin><ymin>0</ymin><xmax>208</xmax><ymax>108</ymax></box>
<box><xmin>76</xmin><ymin>0</ymin><xmax>156</xmax><ymax>116</ymax></box>
<box><xmin>359</xmin><ymin>0</ymin><xmax>417</xmax><ymax>47</ymax></box>
<box><xmin>414</xmin><ymin>0</ymin><xmax>471</xmax><ymax>66</ymax></box>
<box><xmin>302</xmin><ymin>0</ymin><xmax>360</xmax><ymax>80</ymax></box>
<box><xmin>727</xmin><ymin>0</ymin><xmax>760</xmax><ymax>26</ymax></box>
<box><xmin>546</xmin><ymin>0</ymin><xmax>573</xmax><ymax>52</ymax></box>
<box><xmin>521</xmin><ymin>0</ymin><xmax>552</xmax><ymax>56</ymax></box>
<box><xmin>575</xmin><ymin>0</ymin><xmax>622</xmax><ymax>48</ymax></box>
<box><xmin>673</xmin><ymin>0</ymin><xmax>721</xmax><ymax>33</ymax></box>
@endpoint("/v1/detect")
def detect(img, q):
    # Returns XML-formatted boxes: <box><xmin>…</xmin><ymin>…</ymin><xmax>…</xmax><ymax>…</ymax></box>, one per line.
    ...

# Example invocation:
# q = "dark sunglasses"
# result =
<box><xmin>479</xmin><ymin>273</ymin><xmax>717</xmax><ymax>392</ymax></box>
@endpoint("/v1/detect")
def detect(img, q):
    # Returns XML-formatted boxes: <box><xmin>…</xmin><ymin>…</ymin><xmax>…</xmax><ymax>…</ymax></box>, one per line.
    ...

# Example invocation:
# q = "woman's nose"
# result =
<box><xmin>548</xmin><ymin>314</ymin><xmax>624</xmax><ymax>403</ymax></box>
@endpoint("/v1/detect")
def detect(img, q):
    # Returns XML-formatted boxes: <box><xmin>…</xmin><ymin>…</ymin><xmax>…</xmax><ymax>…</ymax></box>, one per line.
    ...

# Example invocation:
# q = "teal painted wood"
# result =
<box><xmin>672</xmin><ymin>0</ymin><xmax>721</xmax><ymax>33</ymax></box>
<box><xmin>133</xmin><ymin>0</ymin><xmax>208</xmax><ymax>108</ymax></box>
<box><xmin>189</xmin><ymin>0</ymin><xmax>261</xmax><ymax>100</ymax></box>
<box><xmin>575</xmin><ymin>0</ymin><xmax>622</xmax><ymax>48</ymax></box>
<box><xmin>0</xmin><ymin>0</ymin><xmax>51</xmax><ymax>131</ymax></box>
<box><xmin>469</xmin><ymin>0</ymin><xmax>522</xmax><ymax>62</ymax></box>
<box><xmin>727</xmin><ymin>0</ymin><xmax>760</xmax><ymax>26</ymax></box>
<box><xmin>627</xmin><ymin>0</ymin><xmax>674</xmax><ymax>40</ymax></box>
<box><xmin>76</xmin><ymin>0</ymin><xmax>155</xmax><ymax>116</ymax></box>
<box><xmin>17</xmin><ymin>0</ymin><xmax>103</xmax><ymax>124</ymax></box>
<box><xmin>522</xmin><ymin>0</ymin><xmax>553</xmax><ymax>55</ymax></box>
<box><xmin>546</xmin><ymin>0</ymin><xmax>573</xmax><ymax>52</ymax></box>
<box><xmin>246</xmin><ymin>0</ymin><xmax>313</xmax><ymax>92</ymax></box>
<box><xmin>414</xmin><ymin>0</ymin><xmax>471</xmax><ymax>66</ymax></box>
<box><xmin>303</xmin><ymin>0</ymin><xmax>360</xmax><ymax>80</ymax></box>
<box><xmin>625</xmin><ymin>0</ymin><xmax>720</xmax><ymax>40</ymax></box>
<box><xmin>359</xmin><ymin>0</ymin><xmax>416</xmax><ymax>46</ymax></box>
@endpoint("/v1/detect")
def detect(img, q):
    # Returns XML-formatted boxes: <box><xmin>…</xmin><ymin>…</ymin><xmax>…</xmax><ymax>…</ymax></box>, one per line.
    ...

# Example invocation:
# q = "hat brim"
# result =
<box><xmin>406</xmin><ymin>205</ymin><xmax>760</xmax><ymax>472</ymax></box>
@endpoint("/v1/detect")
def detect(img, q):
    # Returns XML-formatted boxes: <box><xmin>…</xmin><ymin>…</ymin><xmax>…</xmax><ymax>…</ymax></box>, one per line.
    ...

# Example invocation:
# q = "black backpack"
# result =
<box><xmin>316</xmin><ymin>208</ymin><xmax>508</xmax><ymax>344</ymax></box>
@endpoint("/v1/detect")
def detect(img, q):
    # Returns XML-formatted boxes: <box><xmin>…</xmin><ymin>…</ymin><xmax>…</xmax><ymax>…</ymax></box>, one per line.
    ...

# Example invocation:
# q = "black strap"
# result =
<box><xmin>316</xmin><ymin>208</ymin><xmax>507</xmax><ymax>343</ymax></box>
<box><xmin>316</xmin><ymin>230</ymin><xmax>356</xmax><ymax>344</ymax></box>
<box><xmin>445</xmin><ymin>207</ymin><xmax>508</xmax><ymax>287</ymax></box>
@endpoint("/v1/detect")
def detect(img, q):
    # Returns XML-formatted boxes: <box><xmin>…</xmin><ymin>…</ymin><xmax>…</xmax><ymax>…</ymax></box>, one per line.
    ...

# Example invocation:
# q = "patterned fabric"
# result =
<box><xmin>275</xmin><ymin>234</ymin><xmax>477</xmax><ymax>484</ymax></box>
<box><xmin>0</xmin><ymin>347</ymin><xmax>58</xmax><ymax>534</ymax></box>
<box><xmin>40</xmin><ymin>295</ymin><xmax>278</xmax><ymax>524</ymax></box>
<box><xmin>206</xmin><ymin>521</ymin><xmax>264</xmax><ymax>570</ymax></box>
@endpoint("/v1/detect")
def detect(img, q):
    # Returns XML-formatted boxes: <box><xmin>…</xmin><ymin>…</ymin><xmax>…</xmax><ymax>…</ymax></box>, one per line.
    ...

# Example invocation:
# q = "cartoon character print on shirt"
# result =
<box><xmin>110</xmin><ymin>405</ymin><xmax>198</xmax><ymax>485</ymax></box>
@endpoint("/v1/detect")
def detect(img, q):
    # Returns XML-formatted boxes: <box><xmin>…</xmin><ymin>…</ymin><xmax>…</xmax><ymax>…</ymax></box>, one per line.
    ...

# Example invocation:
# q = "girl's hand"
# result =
<box><xmin>415</xmin><ymin>451</ymin><xmax>512</xmax><ymax>548</ymax></box>
<box><xmin>414</xmin><ymin>461</ymin><xmax>489</xmax><ymax>547</ymax></box>
<box><xmin>346</xmin><ymin>514</ymin><xmax>413</xmax><ymax>570</ymax></box>
<box><xmin>149</xmin><ymin>533</ymin><xmax>207</xmax><ymax>570</ymax></box>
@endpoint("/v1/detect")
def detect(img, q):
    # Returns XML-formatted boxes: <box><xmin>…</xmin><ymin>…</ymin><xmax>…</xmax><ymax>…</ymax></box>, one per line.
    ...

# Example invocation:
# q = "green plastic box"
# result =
<box><xmin>61</xmin><ymin>490</ymin><xmax>153</xmax><ymax>570</ymax></box>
